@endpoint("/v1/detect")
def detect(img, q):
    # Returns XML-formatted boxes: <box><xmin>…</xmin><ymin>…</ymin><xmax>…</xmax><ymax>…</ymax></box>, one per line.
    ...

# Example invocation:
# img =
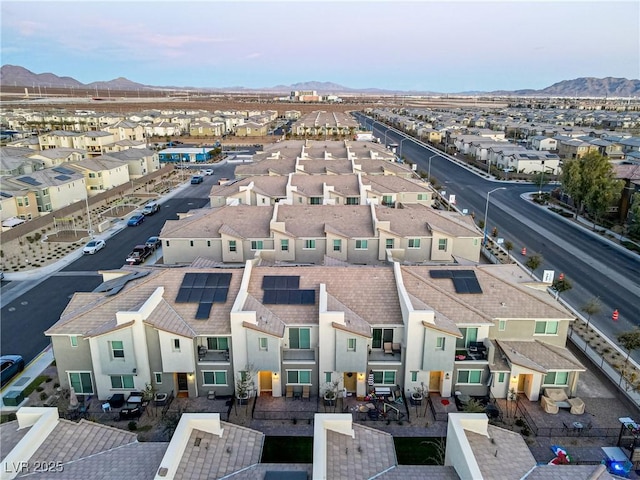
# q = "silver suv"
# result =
<box><xmin>142</xmin><ymin>201</ymin><xmax>160</xmax><ymax>216</ymax></box>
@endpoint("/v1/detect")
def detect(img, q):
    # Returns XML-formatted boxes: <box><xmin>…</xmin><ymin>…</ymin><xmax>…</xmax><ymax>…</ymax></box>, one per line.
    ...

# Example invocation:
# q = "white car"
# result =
<box><xmin>83</xmin><ymin>239</ymin><xmax>106</xmax><ymax>254</ymax></box>
<box><xmin>202</xmin><ymin>169</ymin><xmax>214</xmax><ymax>176</ymax></box>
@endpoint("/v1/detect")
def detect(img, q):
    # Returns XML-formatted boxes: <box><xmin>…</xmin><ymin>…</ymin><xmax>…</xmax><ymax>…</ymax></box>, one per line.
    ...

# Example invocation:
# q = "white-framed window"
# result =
<box><xmin>259</xmin><ymin>337</ymin><xmax>268</xmax><ymax>351</ymax></box>
<box><xmin>457</xmin><ymin>370</ymin><xmax>483</xmax><ymax>384</ymax></box>
<box><xmin>382</xmin><ymin>195</ymin><xmax>393</xmax><ymax>205</ymax></box>
<box><xmin>304</xmin><ymin>239</ymin><xmax>316</xmax><ymax>249</ymax></box>
<box><xmin>333</xmin><ymin>239</ymin><xmax>341</xmax><ymax>252</ymax></box>
<box><xmin>286</xmin><ymin>369</ymin><xmax>311</xmax><ymax>384</ymax></box>
<box><xmin>251</xmin><ymin>240</ymin><xmax>263</xmax><ymax>250</ymax></box>
<box><xmin>385</xmin><ymin>238</ymin><xmax>394</xmax><ymax>249</ymax></box>
<box><xmin>110</xmin><ymin>375</ymin><xmax>135</xmax><ymax>389</ymax></box>
<box><xmin>417</xmin><ymin>193</ymin><xmax>428</xmax><ymax>200</ymax></box>
<box><xmin>411</xmin><ymin>371</ymin><xmax>418</xmax><ymax>382</ymax></box>
<box><xmin>456</xmin><ymin>328</ymin><xmax>478</xmax><ymax>350</ymax></box>
<box><xmin>543</xmin><ymin>371</ymin><xmax>569</xmax><ymax>386</ymax></box>
<box><xmin>534</xmin><ymin>321</ymin><xmax>558</xmax><ymax>335</ymax></box>
<box><xmin>70</xmin><ymin>336</ymin><xmax>78</xmax><ymax>347</ymax></box>
<box><xmin>203</xmin><ymin>371</ymin><xmax>227</xmax><ymax>385</ymax></box>
<box><xmin>438</xmin><ymin>238</ymin><xmax>448</xmax><ymax>251</ymax></box>
<box><xmin>69</xmin><ymin>372</ymin><xmax>93</xmax><ymax>394</ymax></box>
<box><xmin>281</xmin><ymin>239</ymin><xmax>289</xmax><ymax>251</ymax></box>
<box><xmin>436</xmin><ymin>337</ymin><xmax>445</xmax><ymax>350</ymax></box>
<box><xmin>289</xmin><ymin>328</ymin><xmax>310</xmax><ymax>349</ymax></box>
<box><xmin>371</xmin><ymin>370</ymin><xmax>396</xmax><ymax>385</ymax></box>
<box><xmin>324</xmin><ymin>372</ymin><xmax>332</xmax><ymax>383</ymax></box>
<box><xmin>154</xmin><ymin>372</ymin><xmax>163</xmax><ymax>384</ymax></box>
<box><xmin>229</xmin><ymin>240</ymin><xmax>237</xmax><ymax>252</ymax></box>
<box><xmin>408</xmin><ymin>238</ymin><xmax>420</xmax><ymax>248</ymax></box>
<box><xmin>173</xmin><ymin>338</ymin><xmax>181</xmax><ymax>351</ymax></box>
<box><xmin>355</xmin><ymin>239</ymin><xmax>368</xmax><ymax>250</ymax></box>
<box><xmin>498</xmin><ymin>320</ymin><xmax>506</xmax><ymax>331</ymax></box>
<box><xmin>310</xmin><ymin>197</ymin><xmax>322</xmax><ymax>205</ymax></box>
<box><xmin>372</xmin><ymin>328</ymin><xmax>393</xmax><ymax>349</ymax></box>
<box><xmin>347</xmin><ymin>338</ymin><xmax>356</xmax><ymax>351</ymax></box>
<box><xmin>498</xmin><ymin>372</ymin><xmax>505</xmax><ymax>383</ymax></box>
<box><xmin>346</xmin><ymin>197</ymin><xmax>359</xmax><ymax>205</ymax></box>
<box><xmin>110</xmin><ymin>340</ymin><xmax>124</xmax><ymax>359</ymax></box>
<box><xmin>207</xmin><ymin>337</ymin><xmax>229</xmax><ymax>350</ymax></box>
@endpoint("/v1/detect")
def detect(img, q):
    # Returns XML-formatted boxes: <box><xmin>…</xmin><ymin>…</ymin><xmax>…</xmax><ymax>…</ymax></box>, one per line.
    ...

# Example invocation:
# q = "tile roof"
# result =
<box><xmin>298</xmin><ymin>159</ymin><xmax>353</xmax><ymax>174</ymax></box>
<box><xmin>376</xmin><ymin>465</ymin><xmax>460</xmax><ymax>479</ymax></box>
<box><xmin>327</xmin><ymin>293</ymin><xmax>372</xmax><ymax>337</ymax></box>
<box><xmin>364</xmin><ymin>175</ymin><xmax>431</xmax><ymax>194</ymax></box>
<box><xmin>0</xmin><ymin>420</ymin><xmax>29</xmax><ymax>460</ymax></box>
<box><xmin>497</xmin><ymin>340</ymin><xmax>586</xmax><ymax>373</ymax></box>
<box><xmin>276</xmin><ymin>204</ymin><xmax>374</xmax><ymax>237</ymax></box>
<box><xmin>292</xmin><ymin>173</ymin><xmax>360</xmax><ymax>196</ymax></box>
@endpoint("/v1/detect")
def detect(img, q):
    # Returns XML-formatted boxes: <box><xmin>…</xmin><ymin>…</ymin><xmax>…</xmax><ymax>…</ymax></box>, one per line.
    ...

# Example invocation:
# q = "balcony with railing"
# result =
<box><xmin>197</xmin><ymin>346</ymin><xmax>230</xmax><ymax>363</ymax></box>
<box><xmin>282</xmin><ymin>348</ymin><xmax>316</xmax><ymax>362</ymax></box>
<box><xmin>455</xmin><ymin>342</ymin><xmax>488</xmax><ymax>362</ymax></box>
<box><xmin>368</xmin><ymin>342</ymin><xmax>402</xmax><ymax>362</ymax></box>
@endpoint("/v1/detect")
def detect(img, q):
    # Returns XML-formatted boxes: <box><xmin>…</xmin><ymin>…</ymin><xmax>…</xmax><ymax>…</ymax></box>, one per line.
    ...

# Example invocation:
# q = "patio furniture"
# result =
<box><xmin>383</xmin><ymin>342</ymin><xmax>393</xmax><ymax>355</ymax></box>
<box><xmin>154</xmin><ymin>392</ymin><xmax>168</xmax><ymax>406</ymax></box>
<box><xmin>568</xmin><ymin>397</ymin><xmax>585</xmax><ymax>415</ymax></box>
<box><xmin>468</xmin><ymin>341</ymin><xmax>487</xmax><ymax>358</ymax></box>
<box><xmin>302</xmin><ymin>386</ymin><xmax>310</xmax><ymax>401</ymax></box>
<box><xmin>108</xmin><ymin>394</ymin><xmax>125</xmax><ymax>408</ymax></box>
<box><xmin>392</xmin><ymin>343</ymin><xmax>401</xmax><ymax>354</ymax></box>
<box><xmin>119</xmin><ymin>406</ymin><xmax>142</xmax><ymax>420</ymax></box>
<box><xmin>102</xmin><ymin>402</ymin><xmax>112</xmax><ymax>412</ymax></box>
<box><xmin>293</xmin><ymin>387</ymin><xmax>302</xmax><ymax>400</ymax></box>
<box><xmin>208</xmin><ymin>390</ymin><xmax>216</xmax><ymax>400</ymax></box>
<box><xmin>541</xmin><ymin>388</ymin><xmax>569</xmax><ymax>414</ymax></box>
<box><xmin>286</xmin><ymin>385</ymin><xmax>293</xmax><ymax>400</ymax></box>
<box><xmin>541</xmin><ymin>395</ymin><xmax>559</xmax><ymax>414</ymax></box>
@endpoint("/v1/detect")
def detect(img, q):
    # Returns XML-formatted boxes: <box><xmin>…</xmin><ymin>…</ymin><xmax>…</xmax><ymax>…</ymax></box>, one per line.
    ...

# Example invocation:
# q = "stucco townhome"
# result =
<box><xmin>66</xmin><ymin>155</ymin><xmax>130</xmax><ymax>196</ymax></box>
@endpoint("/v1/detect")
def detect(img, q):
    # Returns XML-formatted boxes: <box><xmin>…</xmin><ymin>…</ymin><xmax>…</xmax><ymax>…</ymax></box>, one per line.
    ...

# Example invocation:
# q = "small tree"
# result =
<box><xmin>504</xmin><ymin>240</ymin><xmax>514</xmax><ymax>258</ymax></box>
<box><xmin>581</xmin><ymin>297</ymin><xmax>602</xmax><ymax>336</ymax></box>
<box><xmin>525</xmin><ymin>253</ymin><xmax>543</xmax><ymax>273</ymax></box>
<box><xmin>617</xmin><ymin>329</ymin><xmax>640</xmax><ymax>386</ymax></box>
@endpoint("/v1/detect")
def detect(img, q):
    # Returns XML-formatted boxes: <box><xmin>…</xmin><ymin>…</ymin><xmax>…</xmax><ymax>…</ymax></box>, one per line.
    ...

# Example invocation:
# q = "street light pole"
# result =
<box><xmin>399</xmin><ymin>138</ymin><xmax>409</xmax><ymax>160</ymax></box>
<box><xmin>483</xmin><ymin>187</ymin><xmax>507</xmax><ymax>245</ymax></box>
<box><xmin>428</xmin><ymin>153</ymin><xmax>438</xmax><ymax>183</ymax></box>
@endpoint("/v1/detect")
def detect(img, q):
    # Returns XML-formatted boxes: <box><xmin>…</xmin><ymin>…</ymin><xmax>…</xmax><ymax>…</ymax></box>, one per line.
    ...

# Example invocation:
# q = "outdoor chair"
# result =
<box><xmin>383</xmin><ymin>342</ymin><xmax>393</xmax><ymax>355</ymax></box>
<box><xmin>208</xmin><ymin>390</ymin><xmax>216</xmax><ymax>400</ymax></box>
<box><xmin>302</xmin><ymin>386</ymin><xmax>310</xmax><ymax>401</ymax></box>
<box><xmin>541</xmin><ymin>395</ymin><xmax>559</xmax><ymax>414</ymax></box>
<box><xmin>568</xmin><ymin>397</ymin><xmax>585</xmax><ymax>415</ymax></box>
<box><xmin>286</xmin><ymin>385</ymin><xmax>293</xmax><ymax>400</ymax></box>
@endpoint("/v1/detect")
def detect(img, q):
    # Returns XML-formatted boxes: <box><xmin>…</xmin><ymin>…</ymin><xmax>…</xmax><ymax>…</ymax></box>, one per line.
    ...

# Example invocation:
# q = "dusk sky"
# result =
<box><xmin>2</xmin><ymin>1</ymin><xmax>638</xmax><ymax>93</ymax></box>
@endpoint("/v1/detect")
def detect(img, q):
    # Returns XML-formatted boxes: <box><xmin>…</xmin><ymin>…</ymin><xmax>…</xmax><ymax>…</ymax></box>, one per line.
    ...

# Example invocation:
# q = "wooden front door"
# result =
<box><xmin>429</xmin><ymin>371</ymin><xmax>442</xmax><ymax>392</ymax></box>
<box><xmin>259</xmin><ymin>371</ymin><xmax>273</xmax><ymax>392</ymax></box>
<box><xmin>177</xmin><ymin>373</ymin><xmax>188</xmax><ymax>392</ymax></box>
<box><xmin>517</xmin><ymin>374</ymin><xmax>526</xmax><ymax>393</ymax></box>
<box><xmin>343</xmin><ymin>372</ymin><xmax>357</xmax><ymax>392</ymax></box>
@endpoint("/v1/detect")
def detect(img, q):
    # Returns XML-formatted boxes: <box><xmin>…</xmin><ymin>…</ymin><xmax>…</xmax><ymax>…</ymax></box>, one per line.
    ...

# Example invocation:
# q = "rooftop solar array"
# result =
<box><xmin>261</xmin><ymin>275</ymin><xmax>315</xmax><ymax>305</ymax></box>
<box><xmin>175</xmin><ymin>272</ymin><xmax>232</xmax><ymax>319</ymax></box>
<box><xmin>54</xmin><ymin>175</ymin><xmax>71</xmax><ymax>181</ymax></box>
<box><xmin>53</xmin><ymin>166</ymin><xmax>75</xmax><ymax>175</ymax></box>
<box><xmin>17</xmin><ymin>176</ymin><xmax>42</xmax><ymax>186</ymax></box>
<box><xmin>0</xmin><ymin>192</ymin><xmax>13</xmax><ymax>198</ymax></box>
<box><xmin>429</xmin><ymin>269</ymin><xmax>483</xmax><ymax>294</ymax></box>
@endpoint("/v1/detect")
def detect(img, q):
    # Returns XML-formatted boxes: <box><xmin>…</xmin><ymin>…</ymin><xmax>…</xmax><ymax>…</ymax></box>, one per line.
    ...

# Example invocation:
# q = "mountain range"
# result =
<box><xmin>1</xmin><ymin>65</ymin><xmax>639</xmax><ymax>97</ymax></box>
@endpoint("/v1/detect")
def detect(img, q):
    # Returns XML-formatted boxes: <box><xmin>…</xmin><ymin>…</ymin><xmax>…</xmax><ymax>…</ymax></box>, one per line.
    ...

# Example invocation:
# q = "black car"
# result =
<box><xmin>145</xmin><ymin>236</ymin><xmax>162</xmax><ymax>250</ymax></box>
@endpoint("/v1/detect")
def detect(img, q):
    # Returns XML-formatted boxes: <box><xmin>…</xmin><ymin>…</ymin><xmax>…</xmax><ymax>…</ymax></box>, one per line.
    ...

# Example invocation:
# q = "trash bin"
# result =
<box><xmin>4</xmin><ymin>390</ymin><xmax>24</xmax><ymax>407</ymax></box>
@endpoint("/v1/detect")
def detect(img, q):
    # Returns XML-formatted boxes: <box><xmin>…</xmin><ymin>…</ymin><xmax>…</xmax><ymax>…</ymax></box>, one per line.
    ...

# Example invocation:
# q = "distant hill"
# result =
<box><xmin>1</xmin><ymin>65</ymin><xmax>638</xmax><ymax>97</ymax></box>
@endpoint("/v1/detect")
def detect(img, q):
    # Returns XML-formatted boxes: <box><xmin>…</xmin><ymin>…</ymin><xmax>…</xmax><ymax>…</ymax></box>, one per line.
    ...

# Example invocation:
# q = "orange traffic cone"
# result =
<box><xmin>521</xmin><ymin>247</ymin><xmax>527</xmax><ymax>256</ymax></box>
<box><xmin>612</xmin><ymin>309</ymin><xmax>619</xmax><ymax>321</ymax></box>
<box><xmin>559</xmin><ymin>273</ymin><xmax>564</xmax><ymax>281</ymax></box>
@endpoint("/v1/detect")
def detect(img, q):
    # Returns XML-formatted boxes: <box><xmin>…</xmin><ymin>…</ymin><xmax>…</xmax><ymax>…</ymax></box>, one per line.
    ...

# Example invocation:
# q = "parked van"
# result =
<box><xmin>142</xmin><ymin>201</ymin><xmax>160</xmax><ymax>216</ymax></box>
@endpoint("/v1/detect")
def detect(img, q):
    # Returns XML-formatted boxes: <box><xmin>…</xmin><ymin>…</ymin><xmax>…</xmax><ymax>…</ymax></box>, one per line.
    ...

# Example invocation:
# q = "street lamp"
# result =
<box><xmin>483</xmin><ymin>187</ymin><xmax>507</xmax><ymax>245</ymax></box>
<box><xmin>428</xmin><ymin>153</ymin><xmax>438</xmax><ymax>183</ymax></box>
<box><xmin>399</xmin><ymin>138</ymin><xmax>410</xmax><ymax>160</ymax></box>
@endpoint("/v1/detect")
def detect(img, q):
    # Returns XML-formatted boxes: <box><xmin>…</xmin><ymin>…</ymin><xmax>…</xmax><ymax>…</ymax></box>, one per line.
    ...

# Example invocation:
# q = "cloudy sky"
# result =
<box><xmin>2</xmin><ymin>0</ymin><xmax>638</xmax><ymax>92</ymax></box>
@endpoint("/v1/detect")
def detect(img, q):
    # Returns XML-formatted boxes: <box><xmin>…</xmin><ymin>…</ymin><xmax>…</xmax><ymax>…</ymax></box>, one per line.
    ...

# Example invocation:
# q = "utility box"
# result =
<box><xmin>3</xmin><ymin>390</ymin><xmax>24</xmax><ymax>407</ymax></box>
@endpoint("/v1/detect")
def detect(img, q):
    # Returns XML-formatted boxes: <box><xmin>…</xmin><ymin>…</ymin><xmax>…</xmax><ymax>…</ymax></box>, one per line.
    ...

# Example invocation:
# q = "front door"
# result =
<box><xmin>429</xmin><ymin>371</ymin><xmax>442</xmax><ymax>392</ymax></box>
<box><xmin>343</xmin><ymin>372</ymin><xmax>357</xmax><ymax>393</ymax></box>
<box><xmin>177</xmin><ymin>373</ymin><xmax>189</xmax><ymax>392</ymax></box>
<box><xmin>517</xmin><ymin>374</ymin><xmax>526</xmax><ymax>393</ymax></box>
<box><xmin>259</xmin><ymin>371</ymin><xmax>273</xmax><ymax>393</ymax></box>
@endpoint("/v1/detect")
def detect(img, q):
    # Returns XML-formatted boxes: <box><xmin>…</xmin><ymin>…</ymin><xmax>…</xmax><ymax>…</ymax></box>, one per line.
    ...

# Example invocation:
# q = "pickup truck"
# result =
<box><xmin>126</xmin><ymin>245</ymin><xmax>153</xmax><ymax>265</ymax></box>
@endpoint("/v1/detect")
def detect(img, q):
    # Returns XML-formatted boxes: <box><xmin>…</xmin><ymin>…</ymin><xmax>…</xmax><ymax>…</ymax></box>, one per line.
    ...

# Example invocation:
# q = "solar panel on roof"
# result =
<box><xmin>213</xmin><ymin>288</ymin><xmax>229</xmax><ymax>302</ymax></box>
<box><xmin>193</xmin><ymin>273</ymin><xmax>208</xmax><ymax>287</ymax></box>
<box><xmin>286</xmin><ymin>276</ymin><xmax>300</xmax><ymax>289</ymax></box>
<box><xmin>55</xmin><ymin>175</ymin><xmax>71</xmax><ymax>181</ymax></box>
<box><xmin>181</xmin><ymin>273</ymin><xmax>197</xmax><ymax>288</ymax></box>
<box><xmin>263</xmin><ymin>290</ymin><xmax>277</xmax><ymax>304</ymax></box>
<box><xmin>53</xmin><ymin>166</ymin><xmax>75</xmax><ymax>175</ymax></box>
<box><xmin>300</xmin><ymin>290</ymin><xmax>315</xmax><ymax>305</ymax></box>
<box><xmin>217</xmin><ymin>273</ymin><xmax>232</xmax><ymax>287</ymax></box>
<box><xmin>195</xmin><ymin>302</ymin><xmax>213</xmax><ymax>319</ymax></box>
<box><xmin>0</xmin><ymin>192</ymin><xmax>12</xmax><ymax>198</ymax></box>
<box><xmin>276</xmin><ymin>289</ymin><xmax>289</xmax><ymax>304</ymax></box>
<box><xmin>188</xmin><ymin>288</ymin><xmax>204</xmax><ymax>303</ymax></box>
<box><xmin>200</xmin><ymin>289</ymin><xmax>216</xmax><ymax>303</ymax></box>
<box><xmin>262</xmin><ymin>276</ymin><xmax>300</xmax><ymax>290</ymax></box>
<box><xmin>430</xmin><ymin>270</ymin><xmax>453</xmax><ymax>278</ymax></box>
<box><xmin>288</xmin><ymin>290</ymin><xmax>302</xmax><ymax>304</ymax></box>
<box><xmin>205</xmin><ymin>275</ymin><xmax>219</xmax><ymax>287</ymax></box>
<box><xmin>17</xmin><ymin>176</ymin><xmax>42</xmax><ymax>186</ymax></box>
<box><xmin>452</xmin><ymin>270</ymin><xmax>475</xmax><ymax>278</ymax></box>
<box><xmin>175</xmin><ymin>288</ymin><xmax>191</xmax><ymax>303</ymax></box>
<box><xmin>274</xmin><ymin>277</ymin><xmax>288</xmax><ymax>289</ymax></box>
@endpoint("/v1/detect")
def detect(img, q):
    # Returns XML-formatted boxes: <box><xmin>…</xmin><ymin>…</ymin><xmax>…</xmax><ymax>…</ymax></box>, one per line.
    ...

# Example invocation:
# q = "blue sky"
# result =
<box><xmin>2</xmin><ymin>1</ymin><xmax>638</xmax><ymax>92</ymax></box>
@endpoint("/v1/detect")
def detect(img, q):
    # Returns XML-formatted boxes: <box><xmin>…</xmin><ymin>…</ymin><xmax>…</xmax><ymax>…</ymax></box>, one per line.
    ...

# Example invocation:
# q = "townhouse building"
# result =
<box><xmin>107</xmin><ymin>147</ymin><xmax>160</xmax><ymax>178</ymax></box>
<box><xmin>291</xmin><ymin>111</ymin><xmax>358</xmax><ymax>137</ymax></box>
<box><xmin>27</xmin><ymin>148</ymin><xmax>86</xmax><ymax>168</ymax></box>
<box><xmin>45</xmin><ymin>261</ymin><xmax>582</xmax><ymax>406</ymax></box>
<box><xmin>66</xmin><ymin>156</ymin><xmax>130</xmax><ymax>196</ymax></box>
<box><xmin>0</xmin><ymin>146</ymin><xmax>45</xmax><ymax>176</ymax></box>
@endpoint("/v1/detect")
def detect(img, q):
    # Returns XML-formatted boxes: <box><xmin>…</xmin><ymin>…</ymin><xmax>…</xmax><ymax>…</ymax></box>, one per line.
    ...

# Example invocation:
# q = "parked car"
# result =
<box><xmin>145</xmin><ymin>236</ymin><xmax>162</xmax><ymax>250</ymax></box>
<box><xmin>1</xmin><ymin>355</ymin><xmax>24</xmax><ymax>387</ymax></box>
<box><xmin>191</xmin><ymin>175</ymin><xmax>204</xmax><ymax>184</ymax></box>
<box><xmin>127</xmin><ymin>214</ymin><xmax>145</xmax><ymax>226</ymax></box>
<box><xmin>125</xmin><ymin>245</ymin><xmax>153</xmax><ymax>265</ymax></box>
<box><xmin>202</xmin><ymin>169</ymin><xmax>214</xmax><ymax>176</ymax></box>
<box><xmin>82</xmin><ymin>239</ymin><xmax>106</xmax><ymax>255</ymax></box>
<box><xmin>142</xmin><ymin>201</ymin><xmax>160</xmax><ymax>216</ymax></box>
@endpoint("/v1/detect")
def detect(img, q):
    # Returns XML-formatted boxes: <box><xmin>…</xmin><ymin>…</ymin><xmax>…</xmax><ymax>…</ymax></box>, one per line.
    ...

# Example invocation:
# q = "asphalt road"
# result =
<box><xmin>360</xmin><ymin>113</ymin><xmax>640</xmax><ymax>351</ymax></box>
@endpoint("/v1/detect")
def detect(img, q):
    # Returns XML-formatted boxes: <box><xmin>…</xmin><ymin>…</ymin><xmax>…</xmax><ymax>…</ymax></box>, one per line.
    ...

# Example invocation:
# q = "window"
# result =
<box><xmin>408</xmin><ymin>238</ymin><xmax>420</xmax><ymax>248</ymax></box>
<box><xmin>438</xmin><ymin>238</ymin><xmax>448</xmax><ymax>251</ymax></box>
<box><xmin>207</xmin><ymin>337</ymin><xmax>229</xmax><ymax>351</ymax></box>
<box><xmin>281</xmin><ymin>239</ymin><xmax>289</xmax><ymax>251</ymax></box>
<box><xmin>456</xmin><ymin>328</ymin><xmax>478</xmax><ymax>350</ymax></box>
<box><xmin>498</xmin><ymin>372</ymin><xmax>505</xmax><ymax>383</ymax></box>
<box><xmin>69</xmin><ymin>372</ymin><xmax>93</xmax><ymax>394</ymax></box>
<box><xmin>304</xmin><ymin>239</ymin><xmax>315</xmax><ymax>249</ymax></box>
<box><xmin>173</xmin><ymin>339</ymin><xmax>181</xmax><ymax>351</ymax></box>
<box><xmin>310</xmin><ymin>197</ymin><xmax>322</xmax><ymax>205</ymax></box>
<box><xmin>111</xmin><ymin>340</ymin><xmax>124</xmax><ymax>359</ymax></box>
<box><xmin>386</xmin><ymin>238</ymin><xmax>394</xmax><ymax>249</ymax></box>
<box><xmin>372</xmin><ymin>370</ymin><xmax>396</xmax><ymax>385</ymax></box>
<box><xmin>259</xmin><ymin>337</ymin><xmax>268</xmax><ymax>351</ymax></box>
<box><xmin>436</xmin><ymin>337</ymin><xmax>445</xmax><ymax>350</ymax></box>
<box><xmin>111</xmin><ymin>375</ymin><xmax>135</xmax><ymax>389</ymax></box>
<box><xmin>287</xmin><ymin>370</ymin><xmax>311</xmax><ymax>384</ymax></box>
<box><xmin>417</xmin><ymin>193</ymin><xmax>428</xmax><ymax>200</ymax></box>
<box><xmin>289</xmin><ymin>328</ymin><xmax>310</xmax><ymax>349</ymax></box>
<box><xmin>534</xmin><ymin>321</ymin><xmax>558</xmax><ymax>335</ymax></box>
<box><xmin>228</xmin><ymin>240</ymin><xmax>237</xmax><ymax>252</ymax></box>
<box><xmin>498</xmin><ymin>320</ymin><xmax>506</xmax><ymax>331</ymax></box>
<box><xmin>190</xmin><ymin>240</ymin><xmax>194</xmax><ymax>247</ymax></box>
<box><xmin>355</xmin><ymin>239</ymin><xmax>368</xmax><ymax>250</ymax></box>
<box><xmin>372</xmin><ymin>328</ymin><xmax>393</xmax><ymax>349</ymax></box>
<box><xmin>251</xmin><ymin>240</ymin><xmax>263</xmax><ymax>250</ymax></box>
<box><xmin>203</xmin><ymin>371</ymin><xmax>227</xmax><ymax>385</ymax></box>
<box><xmin>325</xmin><ymin>372</ymin><xmax>332</xmax><ymax>383</ymax></box>
<box><xmin>382</xmin><ymin>195</ymin><xmax>393</xmax><ymax>205</ymax></box>
<box><xmin>154</xmin><ymin>372</ymin><xmax>163</xmax><ymax>384</ymax></box>
<box><xmin>333</xmin><ymin>239</ymin><xmax>341</xmax><ymax>252</ymax></box>
<box><xmin>166</xmin><ymin>241</ymin><xmax>170</xmax><ymax>247</ymax></box>
<box><xmin>346</xmin><ymin>197</ymin><xmax>359</xmax><ymax>205</ymax></box>
<box><xmin>89</xmin><ymin>173</ymin><xmax>96</xmax><ymax>178</ymax></box>
<box><xmin>347</xmin><ymin>338</ymin><xmax>356</xmax><ymax>351</ymax></box>
<box><xmin>70</xmin><ymin>336</ymin><xmax>78</xmax><ymax>347</ymax></box>
<box><xmin>42</xmin><ymin>188</ymin><xmax>49</xmax><ymax>196</ymax></box>
<box><xmin>411</xmin><ymin>371</ymin><xmax>418</xmax><ymax>382</ymax></box>
<box><xmin>457</xmin><ymin>370</ymin><xmax>483</xmax><ymax>384</ymax></box>
<box><xmin>543</xmin><ymin>371</ymin><xmax>568</xmax><ymax>386</ymax></box>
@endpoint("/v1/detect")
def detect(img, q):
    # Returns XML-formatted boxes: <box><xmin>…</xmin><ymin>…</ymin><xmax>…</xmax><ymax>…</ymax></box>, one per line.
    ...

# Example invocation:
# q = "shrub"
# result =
<box><xmin>54</xmin><ymin>382</ymin><xmax>60</xmax><ymax>388</ymax></box>
<box><xmin>39</xmin><ymin>392</ymin><xmax>48</xmax><ymax>401</ymax></box>
<box><xmin>45</xmin><ymin>377</ymin><xmax>53</xmax><ymax>383</ymax></box>
<box><xmin>128</xmin><ymin>421</ymin><xmax>137</xmax><ymax>431</ymax></box>
<box><xmin>36</xmin><ymin>386</ymin><xmax>44</xmax><ymax>392</ymax></box>
<box><xmin>515</xmin><ymin>418</ymin><xmax>525</xmax><ymax>427</ymax></box>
